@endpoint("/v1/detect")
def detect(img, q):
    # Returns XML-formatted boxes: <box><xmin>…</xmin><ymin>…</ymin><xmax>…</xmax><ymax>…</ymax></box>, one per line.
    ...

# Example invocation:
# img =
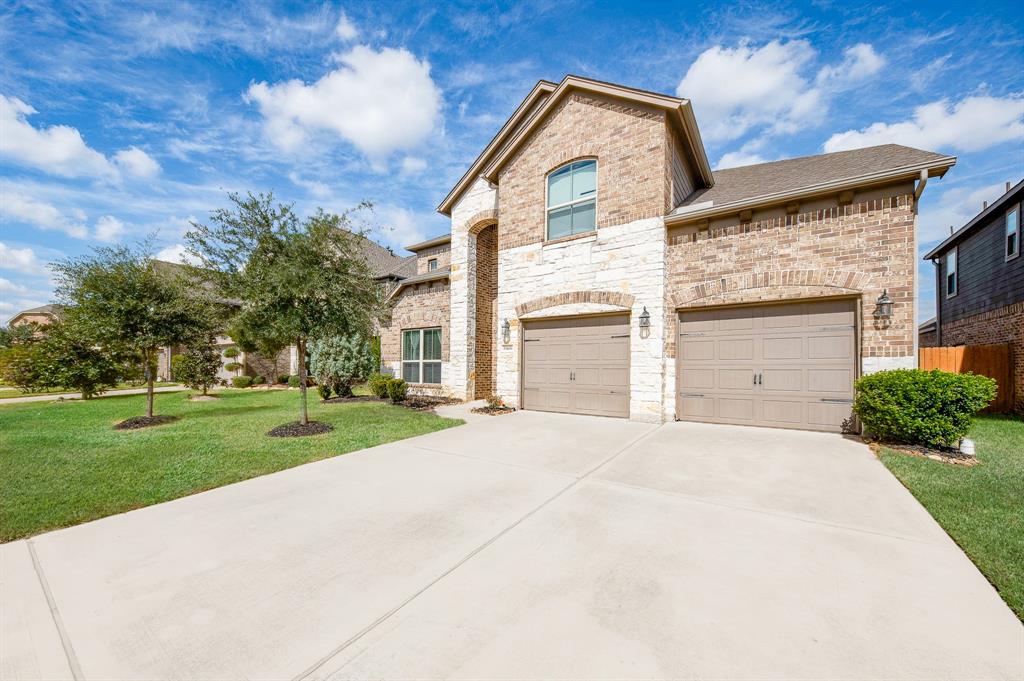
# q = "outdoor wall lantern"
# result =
<box><xmin>874</xmin><ymin>290</ymin><xmax>893</xmax><ymax>319</ymax></box>
<box><xmin>638</xmin><ymin>306</ymin><xmax>651</xmax><ymax>339</ymax></box>
<box><xmin>502</xmin><ymin>319</ymin><xmax>511</xmax><ymax>345</ymax></box>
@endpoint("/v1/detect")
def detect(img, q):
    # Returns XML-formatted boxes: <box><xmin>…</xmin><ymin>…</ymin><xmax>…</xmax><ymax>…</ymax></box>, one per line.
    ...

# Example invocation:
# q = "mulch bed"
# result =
<box><xmin>114</xmin><ymin>415</ymin><xmax>180</xmax><ymax>430</ymax></box>
<box><xmin>321</xmin><ymin>395</ymin><xmax>384</xmax><ymax>404</ymax></box>
<box><xmin>402</xmin><ymin>396</ymin><xmax>463</xmax><ymax>412</ymax></box>
<box><xmin>471</xmin><ymin>406</ymin><xmax>516</xmax><ymax>416</ymax></box>
<box><xmin>266</xmin><ymin>421</ymin><xmax>334</xmax><ymax>437</ymax></box>
<box><xmin>869</xmin><ymin>441</ymin><xmax>979</xmax><ymax>466</ymax></box>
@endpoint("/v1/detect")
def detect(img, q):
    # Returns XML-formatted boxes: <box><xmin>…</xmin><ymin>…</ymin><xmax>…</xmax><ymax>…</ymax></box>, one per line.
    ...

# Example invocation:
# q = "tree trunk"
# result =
<box><xmin>297</xmin><ymin>337</ymin><xmax>308</xmax><ymax>426</ymax></box>
<box><xmin>145</xmin><ymin>348</ymin><xmax>156</xmax><ymax>418</ymax></box>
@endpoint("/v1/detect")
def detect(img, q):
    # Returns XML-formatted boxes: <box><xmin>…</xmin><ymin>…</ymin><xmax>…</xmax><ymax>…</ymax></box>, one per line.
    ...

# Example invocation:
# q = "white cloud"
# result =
<box><xmin>0</xmin><ymin>95</ymin><xmax>118</xmax><ymax>179</ymax></box>
<box><xmin>824</xmin><ymin>95</ymin><xmax>1024</xmax><ymax>153</ymax></box>
<box><xmin>0</xmin><ymin>194</ymin><xmax>88</xmax><ymax>239</ymax></box>
<box><xmin>113</xmin><ymin>146</ymin><xmax>161</xmax><ymax>178</ymax></box>
<box><xmin>918</xmin><ymin>182</ymin><xmax>1009</xmax><ymax>244</ymax></box>
<box><xmin>376</xmin><ymin>205</ymin><xmax>428</xmax><ymax>251</ymax></box>
<box><xmin>155</xmin><ymin>243</ymin><xmax>198</xmax><ymax>265</ymax></box>
<box><xmin>288</xmin><ymin>172</ymin><xmax>332</xmax><ymax>198</ymax></box>
<box><xmin>335</xmin><ymin>13</ymin><xmax>358</xmax><ymax>41</ymax></box>
<box><xmin>0</xmin><ymin>277</ymin><xmax>29</xmax><ymax>295</ymax></box>
<box><xmin>401</xmin><ymin>156</ymin><xmax>427</xmax><ymax>174</ymax></box>
<box><xmin>715</xmin><ymin>150</ymin><xmax>769</xmax><ymax>169</ymax></box>
<box><xmin>815</xmin><ymin>43</ymin><xmax>885</xmax><ymax>87</ymax></box>
<box><xmin>1</xmin><ymin>297</ymin><xmax>48</xmax><ymax>318</ymax></box>
<box><xmin>0</xmin><ymin>242</ymin><xmax>48</xmax><ymax>276</ymax></box>
<box><xmin>246</xmin><ymin>45</ymin><xmax>442</xmax><ymax>163</ymax></box>
<box><xmin>94</xmin><ymin>215</ymin><xmax>126</xmax><ymax>242</ymax></box>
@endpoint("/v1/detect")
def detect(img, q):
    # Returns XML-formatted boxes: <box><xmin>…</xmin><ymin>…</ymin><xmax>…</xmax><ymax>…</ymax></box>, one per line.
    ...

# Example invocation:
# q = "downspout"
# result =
<box><xmin>914</xmin><ymin>168</ymin><xmax>928</xmax><ymax>201</ymax></box>
<box><xmin>913</xmin><ymin>168</ymin><xmax>927</xmax><ymax>366</ymax></box>
<box><xmin>934</xmin><ymin>259</ymin><xmax>942</xmax><ymax>346</ymax></box>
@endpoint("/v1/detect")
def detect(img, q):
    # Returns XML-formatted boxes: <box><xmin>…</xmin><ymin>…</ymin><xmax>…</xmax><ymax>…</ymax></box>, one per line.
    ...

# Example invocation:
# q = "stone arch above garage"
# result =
<box><xmin>515</xmin><ymin>290</ymin><xmax>635</xmax><ymax>317</ymax></box>
<box><xmin>671</xmin><ymin>270</ymin><xmax>873</xmax><ymax>309</ymax></box>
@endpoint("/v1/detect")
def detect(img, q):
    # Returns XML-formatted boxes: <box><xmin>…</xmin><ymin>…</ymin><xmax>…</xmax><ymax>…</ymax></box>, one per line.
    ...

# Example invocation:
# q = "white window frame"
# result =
<box><xmin>545</xmin><ymin>159</ymin><xmax>598</xmax><ymax>241</ymax></box>
<box><xmin>1006</xmin><ymin>204</ymin><xmax>1020</xmax><ymax>261</ymax></box>
<box><xmin>427</xmin><ymin>258</ymin><xmax>438</xmax><ymax>271</ymax></box>
<box><xmin>945</xmin><ymin>246</ymin><xmax>958</xmax><ymax>298</ymax></box>
<box><xmin>402</xmin><ymin>327</ymin><xmax>442</xmax><ymax>384</ymax></box>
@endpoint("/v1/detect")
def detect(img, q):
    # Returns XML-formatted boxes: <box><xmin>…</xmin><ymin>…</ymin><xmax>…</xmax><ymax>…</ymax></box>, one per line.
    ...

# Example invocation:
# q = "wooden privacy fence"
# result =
<box><xmin>918</xmin><ymin>344</ymin><xmax>1014</xmax><ymax>412</ymax></box>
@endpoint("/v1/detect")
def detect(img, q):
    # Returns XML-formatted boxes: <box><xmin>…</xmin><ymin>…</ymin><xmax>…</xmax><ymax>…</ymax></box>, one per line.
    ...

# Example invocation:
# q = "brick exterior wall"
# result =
<box><xmin>938</xmin><ymin>300</ymin><xmax>1024</xmax><ymax>413</ymax></box>
<box><xmin>416</xmin><ymin>243</ymin><xmax>451</xmax><ymax>275</ymax></box>
<box><xmin>473</xmin><ymin>224</ymin><xmax>498</xmax><ymax>398</ymax></box>
<box><xmin>665</xmin><ymin>188</ymin><xmax>918</xmax><ymax>376</ymax></box>
<box><xmin>496</xmin><ymin>92</ymin><xmax>683</xmax><ymax>250</ymax></box>
<box><xmin>380</xmin><ymin>279</ymin><xmax>452</xmax><ymax>396</ymax></box>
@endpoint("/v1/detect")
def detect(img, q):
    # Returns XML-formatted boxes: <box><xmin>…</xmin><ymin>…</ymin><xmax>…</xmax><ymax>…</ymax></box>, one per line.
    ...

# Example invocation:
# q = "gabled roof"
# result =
<box><xmin>351</xmin><ymin>232</ymin><xmax>408</xmax><ymax>277</ymax></box>
<box><xmin>386</xmin><ymin>267</ymin><xmax>450</xmax><ymax>300</ymax></box>
<box><xmin>669</xmin><ymin>144</ymin><xmax>956</xmax><ymax>224</ymax></box>
<box><xmin>923</xmin><ymin>179</ymin><xmax>1024</xmax><ymax>260</ymax></box>
<box><xmin>405</xmin><ymin>234</ymin><xmax>451</xmax><ymax>252</ymax></box>
<box><xmin>437</xmin><ymin>75</ymin><xmax>714</xmax><ymax>216</ymax></box>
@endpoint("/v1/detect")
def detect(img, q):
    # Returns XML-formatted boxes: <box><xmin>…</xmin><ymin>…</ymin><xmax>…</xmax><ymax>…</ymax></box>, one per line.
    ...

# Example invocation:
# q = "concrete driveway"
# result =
<box><xmin>3</xmin><ymin>410</ymin><xmax>1021</xmax><ymax>680</ymax></box>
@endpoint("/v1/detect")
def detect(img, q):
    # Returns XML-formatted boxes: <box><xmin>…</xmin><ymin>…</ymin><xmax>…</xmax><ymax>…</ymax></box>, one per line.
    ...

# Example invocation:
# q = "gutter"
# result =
<box><xmin>665</xmin><ymin>156</ymin><xmax>957</xmax><ymax>226</ymax></box>
<box><xmin>386</xmin><ymin>270</ymin><xmax>450</xmax><ymax>301</ymax></box>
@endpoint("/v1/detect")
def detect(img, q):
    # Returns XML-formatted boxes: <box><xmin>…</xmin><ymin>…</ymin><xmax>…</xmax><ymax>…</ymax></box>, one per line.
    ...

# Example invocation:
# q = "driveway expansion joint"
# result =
<box><xmin>27</xmin><ymin>539</ymin><xmax>84</xmax><ymax>680</ymax></box>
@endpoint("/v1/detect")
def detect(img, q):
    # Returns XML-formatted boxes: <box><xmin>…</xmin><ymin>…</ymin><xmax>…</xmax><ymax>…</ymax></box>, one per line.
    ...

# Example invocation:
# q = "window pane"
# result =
<box><xmin>402</xmin><ymin>330</ymin><xmax>420</xmax><ymax>361</ymax></box>
<box><xmin>947</xmin><ymin>250</ymin><xmax>956</xmax><ymax>271</ymax></box>
<box><xmin>548</xmin><ymin>165</ymin><xmax>572</xmax><ymax>207</ymax></box>
<box><xmin>402</xmin><ymin>362</ymin><xmax>420</xmax><ymax>383</ymax></box>
<box><xmin>571</xmin><ymin>160</ymin><xmax>596</xmax><ymax>200</ymax></box>
<box><xmin>1009</xmin><ymin>232</ymin><xmax>1018</xmax><ymax>257</ymax></box>
<box><xmin>428</xmin><ymin>258</ymin><xmax>438</xmax><ymax>270</ymax></box>
<box><xmin>1007</xmin><ymin>209</ymin><xmax>1019</xmax><ymax>236</ymax></box>
<box><xmin>571</xmin><ymin>199</ymin><xmax>596</xmax><ymax>233</ymax></box>
<box><xmin>547</xmin><ymin>205</ymin><xmax>573</xmax><ymax>239</ymax></box>
<box><xmin>422</xmin><ymin>362</ymin><xmax>442</xmax><ymax>384</ymax></box>
<box><xmin>423</xmin><ymin>328</ymin><xmax>442</xmax><ymax>360</ymax></box>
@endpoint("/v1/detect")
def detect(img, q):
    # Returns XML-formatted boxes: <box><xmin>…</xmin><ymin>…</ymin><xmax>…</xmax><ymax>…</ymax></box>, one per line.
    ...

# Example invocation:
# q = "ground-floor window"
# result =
<box><xmin>402</xmin><ymin>327</ymin><xmax>442</xmax><ymax>383</ymax></box>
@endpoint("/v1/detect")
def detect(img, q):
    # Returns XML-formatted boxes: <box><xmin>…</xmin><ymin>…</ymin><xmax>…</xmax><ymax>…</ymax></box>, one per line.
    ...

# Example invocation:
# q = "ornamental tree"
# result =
<box><xmin>38</xmin><ymin>320</ymin><xmax>121</xmax><ymax>399</ymax></box>
<box><xmin>174</xmin><ymin>336</ymin><xmax>223</xmax><ymax>396</ymax></box>
<box><xmin>309</xmin><ymin>334</ymin><xmax>376</xmax><ymax>398</ymax></box>
<box><xmin>51</xmin><ymin>243</ymin><xmax>217</xmax><ymax>419</ymax></box>
<box><xmin>185</xmin><ymin>192</ymin><xmax>384</xmax><ymax>426</ymax></box>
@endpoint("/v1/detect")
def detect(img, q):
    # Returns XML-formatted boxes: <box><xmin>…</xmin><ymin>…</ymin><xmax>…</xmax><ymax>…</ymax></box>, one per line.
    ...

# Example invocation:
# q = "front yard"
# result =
<box><xmin>0</xmin><ymin>381</ymin><xmax>178</xmax><ymax>400</ymax></box>
<box><xmin>0</xmin><ymin>389</ymin><xmax>461</xmax><ymax>542</ymax></box>
<box><xmin>879</xmin><ymin>414</ymin><xmax>1024</xmax><ymax>620</ymax></box>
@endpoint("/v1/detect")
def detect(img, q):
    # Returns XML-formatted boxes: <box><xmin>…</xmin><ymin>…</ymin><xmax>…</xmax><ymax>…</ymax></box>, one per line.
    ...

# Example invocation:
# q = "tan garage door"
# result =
<box><xmin>522</xmin><ymin>314</ymin><xmax>629</xmax><ymax>418</ymax></box>
<box><xmin>677</xmin><ymin>299</ymin><xmax>856</xmax><ymax>432</ymax></box>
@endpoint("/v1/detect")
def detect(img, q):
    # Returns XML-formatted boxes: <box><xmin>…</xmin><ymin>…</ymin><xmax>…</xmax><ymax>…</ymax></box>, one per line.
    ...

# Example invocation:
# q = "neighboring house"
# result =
<box><xmin>7</xmin><ymin>304</ymin><xmax>64</xmax><ymax>328</ymax></box>
<box><xmin>918</xmin><ymin>318</ymin><xmax>937</xmax><ymax>348</ymax></box>
<box><xmin>922</xmin><ymin>179</ymin><xmax>1024</xmax><ymax>413</ymax></box>
<box><xmin>379</xmin><ymin>75</ymin><xmax>957</xmax><ymax>432</ymax></box>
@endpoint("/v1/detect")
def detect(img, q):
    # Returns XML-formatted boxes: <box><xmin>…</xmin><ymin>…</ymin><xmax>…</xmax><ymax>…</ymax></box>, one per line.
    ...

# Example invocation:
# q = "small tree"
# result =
<box><xmin>310</xmin><ymin>335</ymin><xmax>376</xmax><ymax>398</ymax></box>
<box><xmin>37</xmin><ymin>320</ymin><xmax>121</xmax><ymax>399</ymax></box>
<box><xmin>174</xmin><ymin>336</ymin><xmax>223</xmax><ymax>396</ymax></box>
<box><xmin>186</xmin><ymin>192</ymin><xmax>383</xmax><ymax>427</ymax></box>
<box><xmin>0</xmin><ymin>343</ymin><xmax>49</xmax><ymax>393</ymax></box>
<box><xmin>51</xmin><ymin>242</ymin><xmax>216</xmax><ymax>420</ymax></box>
<box><xmin>222</xmin><ymin>346</ymin><xmax>240</xmax><ymax>375</ymax></box>
<box><xmin>0</xmin><ymin>323</ymin><xmax>40</xmax><ymax>348</ymax></box>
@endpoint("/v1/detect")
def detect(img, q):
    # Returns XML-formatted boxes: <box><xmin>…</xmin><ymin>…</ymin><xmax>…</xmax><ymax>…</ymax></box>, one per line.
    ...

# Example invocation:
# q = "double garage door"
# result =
<box><xmin>522</xmin><ymin>314</ymin><xmax>629</xmax><ymax>418</ymax></box>
<box><xmin>677</xmin><ymin>299</ymin><xmax>857</xmax><ymax>432</ymax></box>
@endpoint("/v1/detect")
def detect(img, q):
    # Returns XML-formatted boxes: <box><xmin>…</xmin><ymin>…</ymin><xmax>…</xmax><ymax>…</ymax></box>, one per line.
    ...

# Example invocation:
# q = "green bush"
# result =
<box><xmin>853</xmin><ymin>369</ymin><xmax>996</xmax><ymax>447</ymax></box>
<box><xmin>224</xmin><ymin>361</ymin><xmax>242</xmax><ymax>374</ymax></box>
<box><xmin>231</xmin><ymin>375</ymin><xmax>253</xmax><ymax>389</ymax></box>
<box><xmin>0</xmin><ymin>344</ymin><xmax>49</xmax><ymax>393</ymax></box>
<box><xmin>317</xmin><ymin>383</ymin><xmax>332</xmax><ymax>400</ymax></box>
<box><xmin>368</xmin><ymin>373</ymin><xmax>390</xmax><ymax>398</ymax></box>
<box><xmin>386</xmin><ymin>378</ymin><xmax>408</xmax><ymax>403</ymax></box>
<box><xmin>223</xmin><ymin>347</ymin><xmax>239</xmax><ymax>359</ymax></box>
<box><xmin>277</xmin><ymin>374</ymin><xmax>289</xmax><ymax>385</ymax></box>
<box><xmin>253</xmin><ymin>375</ymin><xmax>265</xmax><ymax>385</ymax></box>
<box><xmin>287</xmin><ymin>375</ymin><xmax>301</xmax><ymax>388</ymax></box>
<box><xmin>309</xmin><ymin>334</ymin><xmax>376</xmax><ymax>398</ymax></box>
<box><xmin>172</xmin><ymin>337</ymin><xmax>222</xmax><ymax>396</ymax></box>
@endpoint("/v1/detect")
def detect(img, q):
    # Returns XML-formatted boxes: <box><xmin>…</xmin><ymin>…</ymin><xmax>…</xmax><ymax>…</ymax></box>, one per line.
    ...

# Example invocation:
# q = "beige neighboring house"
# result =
<box><xmin>7</xmin><ymin>304</ymin><xmax>64</xmax><ymax>329</ymax></box>
<box><xmin>378</xmin><ymin>75</ymin><xmax>957</xmax><ymax>432</ymax></box>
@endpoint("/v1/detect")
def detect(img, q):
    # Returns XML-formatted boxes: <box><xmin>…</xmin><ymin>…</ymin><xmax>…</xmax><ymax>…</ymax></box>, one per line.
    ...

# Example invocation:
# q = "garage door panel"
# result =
<box><xmin>761</xmin><ymin>303</ymin><xmax>806</xmax><ymax>329</ymax></box>
<box><xmin>681</xmin><ymin>368</ymin><xmax>715</xmax><ymax>390</ymax></box>
<box><xmin>524</xmin><ymin>365</ymin><xmax>571</xmax><ymax>386</ymax></box>
<box><xmin>573</xmin><ymin>341</ymin><xmax>602</xmax><ymax>361</ymax></box>
<box><xmin>762</xmin><ymin>368</ymin><xmax>803</xmax><ymax>392</ymax></box>
<box><xmin>718</xmin><ymin>308</ymin><xmax>755</xmax><ymax>331</ymax></box>
<box><xmin>718</xmin><ymin>339</ymin><xmax>754</xmax><ymax>361</ymax></box>
<box><xmin>807</xmin><ymin>402</ymin><xmax>851</xmax><ymax>429</ymax></box>
<box><xmin>679</xmin><ymin>395</ymin><xmax>714</xmax><ymax>418</ymax></box>
<box><xmin>601</xmin><ymin>367</ymin><xmax>629</xmax><ymax>388</ymax></box>
<box><xmin>762</xmin><ymin>336</ymin><xmax>803</xmax><ymax>360</ymax></box>
<box><xmin>718</xmin><ymin>369</ymin><xmax>755</xmax><ymax>391</ymax></box>
<box><xmin>681</xmin><ymin>339</ymin><xmax>715</xmax><ymax>361</ymax></box>
<box><xmin>718</xmin><ymin>398</ymin><xmax>755</xmax><ymax>421</ymax></box>
<box><xmin>807</xmin><ymin>335</ymin><xmax>854</xmax><ymax>360</ymax></box>
<box><xmin>761</xmin><ymin>399</ymin><xmax>804</xmax><ymax>424</ymax></box>
<box><xmin>807</xmin><ymin>368</ymin><xmax>854</xmax><ymax>394</ymax></box>
<box><xmin>809</xmin><ymin>300</ymin><xmax>857</xmax><ymax>327</ymax></box>
<box><xmin>600</xmin><ymin>341</ymin><xmax>629</xmax><ymax>361</ymax></box>
<box><xmin>678</xmin><ymin>311</ymin><xmax>717</xmax><ymax>333</ymax></box>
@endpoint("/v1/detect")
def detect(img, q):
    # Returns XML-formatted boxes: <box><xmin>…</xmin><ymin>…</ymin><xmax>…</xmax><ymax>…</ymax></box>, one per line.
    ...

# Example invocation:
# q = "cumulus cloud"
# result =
<box><xmin>677</xmin><ymin>40</ymin><xmax>885</xmax><ymax>143</ymax></box>
<box><xmin>335</xmin><ymin>13</ymin><xmax>358</xmax><ymax>41</ymax></box>
<box><xmin>824</xmin><ymin>95</ymin><xmax>1024</xmax><ymax>153</ymax></box>
<box><xmin>155</xmin><ymin>243</ymin><xmax>199</xmax><ymax>265</ymax></box>
<box><xmin>0</xmin><ymin>277</ymin><xmax>29</xmax><ymax>294</ymax></box>
<box><xmin>94</xmin><ymin>215</ymin><xmax>126</xmax><ymax>242</ymax></box>
<box><xmin>288</xmin><ymin>172</ymin><xmax>331</xmax><ymax>198</ymax></box>
<box><xmin>0</xmin><ymin>194</ymin><xmax>88</xmax><ymax>239</ymax></box>
<box><xmin>715</xmin><ymin>150</ymin><xmax>769</xmax><ymax>169</ymax></box>
<box><xmin>0</xmin><ymin>242</ymin><xmax>48</xmax><ymax>276</ymax></box>
<box><xmin>246</xmin><ymin>45</ymin><xmax>442</xmax><ymax>163</ymax></box>
<box><xmin>113</xmin><ymin>146</ymin><xmax>161</xmax><ymax>178</ymax></box>
<box><xmin>401</xmin><ymin>156</ymin><xmax>427</xmax><ymax>174</ymax></box>
<box><xmin>0</xmin><ymin>95</ymin><xmax>118</xmax><ymax>179</ymax></box>
<box><xmin>375</xmin><ymin>205</ymin><xmax>431</xmax><ymax>250</ymax></box>
<box><xmin>918</xmin><ymin>182</ymin><xmax>1010</xmax><ymax>244</ymax></box>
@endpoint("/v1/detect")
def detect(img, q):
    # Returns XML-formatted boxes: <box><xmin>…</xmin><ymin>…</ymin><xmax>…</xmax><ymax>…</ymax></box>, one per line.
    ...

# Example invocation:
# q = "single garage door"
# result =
<box><xmin>522</xmin><ymin>314</ymin><xmax>629</xmax><ymax>418</ymax></box>
<box><xmin>676</xmin><ymin>299</ymin><xmax>856</xmax><ymax>432</ymax></box>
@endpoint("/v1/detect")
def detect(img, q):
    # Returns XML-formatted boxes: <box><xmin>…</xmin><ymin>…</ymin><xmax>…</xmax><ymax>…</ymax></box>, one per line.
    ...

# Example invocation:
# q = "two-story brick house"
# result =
<box><xmin>380</xmin><ymin>75</ymin><xmax>957</xmax><ymax>432</ymax></box>
<box><xmin>923</xmin><ymin>179</ymin><xmax>1023</xmax><ymax>413</ymax></box>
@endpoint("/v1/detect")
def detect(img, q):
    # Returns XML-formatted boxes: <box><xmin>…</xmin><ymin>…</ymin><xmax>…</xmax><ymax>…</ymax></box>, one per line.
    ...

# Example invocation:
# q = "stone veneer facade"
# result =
<box><xmin>379</xmin><ymin>279</ymin><xmax>452</xmax><ymax>395</ymax></box>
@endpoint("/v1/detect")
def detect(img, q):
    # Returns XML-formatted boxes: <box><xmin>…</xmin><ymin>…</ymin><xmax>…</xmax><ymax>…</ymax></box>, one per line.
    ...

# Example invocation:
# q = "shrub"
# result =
<box><xmin>369</xmin><ymin>336</ymin><xmax>381</xmax><ymax>370</ymax></box>
<box><xmin>224</xmin><ymin>361</ymin><xmax>242</xmax><ymax>374</ymax></box>
<box><xmin>277</xmin><ymin>374</ymin><xmax>289</xmax><ymax>385</ymax></box>
<box><xmin>223</xmin><ymin>347</ymin><xmax>239</xmax><ymax>359</ymax></box>
<box><xmin>309</xmin><ymin>334</ymin><xmax>376</xmax><ymax>398</ymax></box>
<box><xmin>317</xmin><ymin>383</ymin><xmax>332</xmax><ymax>400</ymax></box>
<box><xmin>287</xmin><ymin>375</ymin><xmax>301</xmax><ymax>388</ymax></box>
<box><xmin>386</xmin><ymin>378</ymin><xmax>408</xmax><ymax>403</ymax></box>
<box><xmin>368</xmin><ymin>373</ymin><xmax>390</xmax><ymax>398</ymax></box>
<box><xmin>253</xmin><ymin>375</ymin><xmax>265</xmax><ymax>385</ymax></box>
<box><xmin>173</xmin><ymin>337</ymin><xmax>222</xmax><ymax>396</ymax></box>
<box><xmin>853</xmin><ymin>369</ymin><xmax>996</xmax><ymax>447</ymax></box>
<box><xmin>485</xmin><ymin>394</ymin><xmax>505</xmax><ymax>409</ymax></box>
<box><xmin>0</xmin><ymin>344</ymin><xmax>49</xmax><ymax>393</ymax></box>
<box><xmin>232</xmin><ymin>375</ymin><xmax>253</xmax><ymax>389</ymax></box>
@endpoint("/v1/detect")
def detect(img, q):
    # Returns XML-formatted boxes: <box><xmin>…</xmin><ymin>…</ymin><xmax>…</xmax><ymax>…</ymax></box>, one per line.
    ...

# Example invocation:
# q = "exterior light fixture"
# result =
<box><xmin>502</xmin><ymin>319</ymin><xmax>511</xmax><ymax>345</ymax></box>
<box><xmin>638</xmin><ymin>306</ymin><xmax>651</xmax><ymax>338</ymax></box>
<box><xmin>875</xmin><ymin>290</ymin><xmax>893</xmax><ymax>319</ymax></box>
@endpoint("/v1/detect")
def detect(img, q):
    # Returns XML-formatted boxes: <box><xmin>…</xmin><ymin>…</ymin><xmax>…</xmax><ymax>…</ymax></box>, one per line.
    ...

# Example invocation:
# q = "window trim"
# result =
<box><xmin>427</xmin><ymin>258</ymin><xmax>438</xmax><ymax>271</ymax></box>
<box><xmin>945</xmin><ymin>246</ymin><xmax>958</xmax><ymax>299</ymax></box>
<box><xmin>545</xmin><ymin>158</ymin><xmax>598</xmax><ymax>241</ymax></box>
<box><xmin>1006</xmin><ymin>204</ymin><xmax>1020</xmax><ymax>262</ymax></box>
<box><xmin>401</xmin><ymin>327</ymin><xmax>442</xmax><ymax>384</ymax></box>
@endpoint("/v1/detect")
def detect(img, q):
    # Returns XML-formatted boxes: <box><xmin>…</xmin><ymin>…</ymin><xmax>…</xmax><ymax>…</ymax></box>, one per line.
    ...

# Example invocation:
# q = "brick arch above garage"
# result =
<box><xmin>515</xmin><ymin>290</ymin><xmax>636</xmax><ymax>317</ymax></box>
<box><xmin>671</xmin><ymin>270</ymin><xmax>875</xmax><ymax>309</ymax></box>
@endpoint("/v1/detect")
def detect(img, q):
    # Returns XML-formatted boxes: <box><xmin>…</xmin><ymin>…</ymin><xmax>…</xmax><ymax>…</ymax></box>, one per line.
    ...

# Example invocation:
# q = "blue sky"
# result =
<box><xmin>1</xmin><ymin>0</ymin><xmax>1022</xmax><ymax>324</ymax></box>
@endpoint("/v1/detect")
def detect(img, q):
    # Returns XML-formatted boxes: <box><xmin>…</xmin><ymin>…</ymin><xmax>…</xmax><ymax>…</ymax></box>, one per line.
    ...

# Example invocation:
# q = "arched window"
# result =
<box><xmin>546</xmin><ymin>159</ymin><xmax>596</xmax><ymax>240</ymax></box>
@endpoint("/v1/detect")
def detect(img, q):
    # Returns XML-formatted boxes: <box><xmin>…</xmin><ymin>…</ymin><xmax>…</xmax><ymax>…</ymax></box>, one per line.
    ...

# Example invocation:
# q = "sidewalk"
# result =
<box><xmin>0</xmin><ymin>385</ymin><xmax>186</xmax><ymax>404</ymax></box>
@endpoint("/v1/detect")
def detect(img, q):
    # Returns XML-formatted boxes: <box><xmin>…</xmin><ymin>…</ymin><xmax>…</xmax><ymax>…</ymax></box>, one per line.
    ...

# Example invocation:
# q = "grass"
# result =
<box><xmin>879</xmin><ymin>414</ymin><xmax>1024</xmax><ymax>621</ymax></box>
<box><xmin>0</xmin><ymin>381</ymin><xmax>178</xmax><ymax>400</ymax></box>
<box><xmin>0</xmin><ymin>388</ymin><xmax>462</xmax><ymax>542</ymax></box>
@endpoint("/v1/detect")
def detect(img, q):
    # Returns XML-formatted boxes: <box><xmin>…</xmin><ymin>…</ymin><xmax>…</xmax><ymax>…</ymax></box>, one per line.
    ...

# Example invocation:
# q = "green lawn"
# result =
<box><xmin>880</xmin><ymin>414</ymin><xmax>1024</xmax><ymax>620</ymax></box>
<box><xmin>0</xmin><ymin>389</ymin><xmax>461</xmax><ymax>542</ymax></box>
<box><xmin>0</xmin><ymin>381</ymin><xmax>178</xmax><ymax>400</ymax></box>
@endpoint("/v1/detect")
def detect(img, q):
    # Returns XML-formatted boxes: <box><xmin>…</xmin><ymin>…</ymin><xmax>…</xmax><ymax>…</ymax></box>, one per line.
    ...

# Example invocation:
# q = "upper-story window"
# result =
<box><xmin>945</xmin><ymin>247</ymin><xmax>958</xmax><ymax>298</ymax></box>
<box><xmin>547</xmin><ymin>159</ymin><xmax>596</xmax><ymax>240</ymax></box>
<box><xmin>1006</xmin><ymin>205</ymin><xmax>1020</xmax><ymax>261</ymax></box>
<box><xmin>428</xmin><ymin>258</ymin><xmax>438</xmax><ymax>271</ymax></box>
